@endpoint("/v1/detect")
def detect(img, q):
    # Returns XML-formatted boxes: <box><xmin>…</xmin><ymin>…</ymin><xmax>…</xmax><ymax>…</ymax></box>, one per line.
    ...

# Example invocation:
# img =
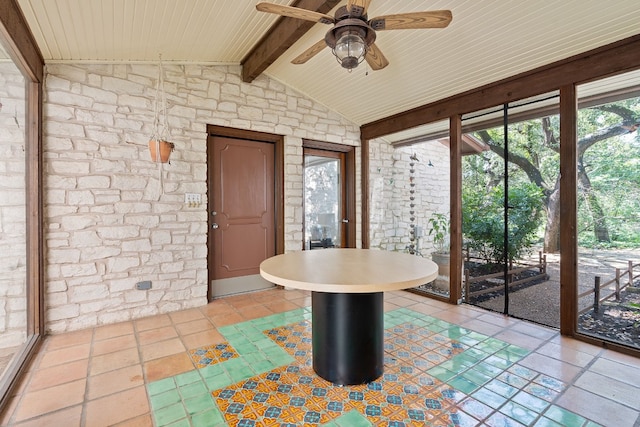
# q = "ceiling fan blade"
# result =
<box><xmin>256</xmin><ymin>2</ymin><xmax>335</xmax><ymax>24</ymax></box>
<box><xmin>292</xmin><ymin>39</ymin><xmax>328</xmax><ymax>64</ymax></box>
<box><xmin>365</xmin><ymin>43</ymin><xmax>389</xmax><ymax>70</ymax></box>
<box><xmin>347</xmin><ymin>0</ymin><xmax>372</xmax><ymax>17</ymax></box>
<box><xmin>369</xmin><ymin>10</ymin><xmax>452</xmax><ymax>30</ymax></box>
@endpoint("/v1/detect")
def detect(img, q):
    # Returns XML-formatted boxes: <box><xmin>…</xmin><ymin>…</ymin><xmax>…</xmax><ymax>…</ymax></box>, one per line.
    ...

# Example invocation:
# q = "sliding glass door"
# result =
<box><xmin>462</xmin><ymin>94</ymin><xmax>560</xmax><ymax>328</ymax></box>
<box><xmin>575</xmin><ymin>70</ymin><xmax>640</xmax><ymax>350</ymax></box>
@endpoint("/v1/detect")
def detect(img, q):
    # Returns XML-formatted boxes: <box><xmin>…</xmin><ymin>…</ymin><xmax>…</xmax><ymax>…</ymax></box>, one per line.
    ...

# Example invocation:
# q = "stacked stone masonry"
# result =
<box><xmin>44</xmin><ymin>63</ymin><xmax>361</xmax><ymax>333</ymax></box>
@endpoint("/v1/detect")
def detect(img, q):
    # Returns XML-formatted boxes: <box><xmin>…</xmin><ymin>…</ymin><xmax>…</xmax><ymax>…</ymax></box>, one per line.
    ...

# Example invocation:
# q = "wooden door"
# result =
<box><xmin>209</xmin><ymin>135</ymin><xmax>276</xmax><ymax>297</ymax></box>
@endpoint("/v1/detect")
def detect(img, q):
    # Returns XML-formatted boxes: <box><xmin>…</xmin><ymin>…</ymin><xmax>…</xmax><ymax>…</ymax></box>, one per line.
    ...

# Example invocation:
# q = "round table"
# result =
<box><xmin>259</xmin><ymin>248</ymin><xmax>438</xmax><ymax>385</ymax></box>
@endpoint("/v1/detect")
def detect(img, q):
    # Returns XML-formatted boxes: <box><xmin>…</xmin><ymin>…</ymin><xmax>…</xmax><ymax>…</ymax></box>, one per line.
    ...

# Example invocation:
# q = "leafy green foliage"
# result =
<box><xmin>463</xmin><ymin>182</ymin><xmax>544</xmax><ymax>263</ymax></box>
<box><xmin>427</xmin><ymin>213</ymin><xmax>449</xmax><ymax>253</ymax></box>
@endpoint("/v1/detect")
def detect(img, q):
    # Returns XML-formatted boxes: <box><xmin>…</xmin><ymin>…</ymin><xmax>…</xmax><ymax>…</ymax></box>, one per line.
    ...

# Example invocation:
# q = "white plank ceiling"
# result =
<box><xmin>15</xmin><ymin>0</ymin><xmax>640</xmax><ymax>134</ymax></box>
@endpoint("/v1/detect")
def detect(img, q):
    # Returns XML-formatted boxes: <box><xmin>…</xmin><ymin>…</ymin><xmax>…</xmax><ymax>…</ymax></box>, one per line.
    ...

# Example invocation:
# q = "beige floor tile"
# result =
<box><xmin>44</xmin><ymin>329</ymin><xmax>93</xmax><ymax>352</ymax></box>
<box><xmin>28</xmin><ymin>359</ymin><xmax>89</xmax><ymax>391</ymax></box>
<box><xmin>575</xmin><ymin>371</ymin><xmax>640</xmax><ymax>410</ymax></box>
<box><xmin>90</xmin><ymin>347</ymin><xmax>140</xmax><ymax>376</ymax></box>
<box><xmin>589</xmin><ymin>357</ymin><xmax>640</xmax><ymax>385</ymax></box>
<box><xmin>13</xmin><ymin>405</ymin><xmax>82</xmax><ymax>427</ymax></box>
<box><xmin>0</xmin><ymin>395</ymin><xmax>19</xmax><ymax>425</ymax></box>
<box><xmin>140</xmin><ymin>338</ymin><xmax>185</xmax><ymax>362</ymax></box>
<box><xmin>237</xmin><ymin>305</ymin><xmax>273</xmax><ymax>320</ymax></box>
<box><xmin>169</xmin><ymin>308</ymin><xmax>205</xmax><ymax>324</ymax></box>
<box><xmin>144</xmin><ymin>352</ymin><xmax>195</xmax><ymax>382</ymax></box>
<box><xmin>263</xmin><ymin>300</ymin><xmax>299</xmax><ymax>313</ymax></box>
<box><xmin>87</xmin><ymin>364</ymin><xmax>145</xmax><ymax>400</ymax></box>
<box><xmin>289</xmin><ymin>296</ymin><xmax>312</xmax><ymax>308</ymax></box>
<box><xmin>92</xmin><ymin>333</ymin><xmax>137</xmax><ymax>356</ymax></box>
<box><xmin>13</xmin><ymin>379</ymin><xmax>85</xmax><ymax>422</ymax></box>
<box><xmin>537</xmin><ymin>342</ymin><xmax>596</xmax><ymax>367</ymax></box>
<box><xmin>493</xmin><ymin>329</ymin><xmax>545</xmax><ymax>351</ymax></box>
<box><xmin>383</xmin><ymin>301</ymin><xmax>401</xmax><ymax>312</ymax></box>
<box><xmin>94</xmin><ymin>321</ymin><xmax>135</xmax><ymax>342</ymax></box>
<box><xmin>556</xmin><ymin>386</ymin><xmax>638</xmax><ymax>427</ymax></box>
<box><xmin>113</xmin><ymin>414</ymin><xmax>154</xmax><ymax>427</ymax></box>
<box><xmin>431</xmin><ymin>309</ymin><xmax>475</xmax><ymax>325</ymax></box>
<box><xmin>281</xmin><ymin>289</ymin><xmax>309</xmax><ymax>300</ymax></box>
<box><xmin>135</xmin><ymin>314</ymin><xmax>172</xmax><ymax>332</ymax></box>
<box><xmin>84</xmin><ymin>386</ymin><xmax>150</xmax><ymax>426</ymax></box>
<box><xmin>549</xmin><ymin>335</ymin><xmax>603</xmax><ymax>356</ymax></box>
<box><xmin>137</xmin><ymin>325</ymin><xmax>178</xmax><ymax>346</ymax></box>
<box><xmin>175</xmin><ymin>318</ymin><xmax>215</xmax><ymax>336</ymax></box>
<box><xmin>199</xmin><ymin>300</ymin><xmax>236</xmax><ymax>317</ymax></box>
<box><xmin>384</xmin><ymin>295</ymin><xmax>419</xmax><ymax>308</ymax></box>
<box><xmin>407</xmin><ymin>303</ymin><xmax>445</xmax><ymax>316</ymax></box>
<box><xmin>510</xmin><ymin>321</ymin><xmax>557</xmax><ymax>340</ymax></box>
<box><xmin>37</xmin><ymin>343</ymin><xmax>90</xmax><ymax>369</ymax></box>
<box><xmin>459</xmin><ymin>318</ymin><xmax>504</xmax><ymax>337</ymax></box>
<box><xmin>210</xmin><ymin>311</ymin><xmax>244</xmax><ymax>327</ymax></box>
<box><xmin>226</xmin><ymin>296</ymin><xmax>262</xmax><ymax>310</ymax></box>
<box><xmin>181</xmin><ymin>329</ymin><xmax>225</xmax><ymax>350</ymax></box>
<box><xmin>519</xmin><ymin>352</ymin><xmax>582</xmax><ymax>382</ymax></box>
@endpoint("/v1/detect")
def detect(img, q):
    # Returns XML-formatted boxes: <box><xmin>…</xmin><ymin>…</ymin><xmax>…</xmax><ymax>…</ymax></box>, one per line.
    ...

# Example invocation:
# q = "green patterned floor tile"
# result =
<box><xmin>191</xmin><ymin>408</ymin><xmax>226</xmax><ymax>427</ymax></box>
<box><xmin>183</xmin><ymin>393</ymin><xmax>215</xmax><ymax>416</ymax></box>
<box><xmin>449</xmin><ymin>375</ymin><xmax>481</xmax><ymax>394</ymax></box>
<box><xmin>142</xmin><ymin>306</ymin><xmax>597</xmax><ymax>427</ymax></box>
<box><xmin>148</xmin><ymin>377</ymin><xmax>177</xmax><ymax>396</ymax></box>
<box><xmin>544</xmin><ymin>405</ymin><xmax>588</xmax><ymax>426</ymax></box>
<box><xmin>500</xmin><ymin>400</ymin><xmax>539</xmax><ymax>425</ymax></box>
<box><xmin>150</xmin><ymin>389</ymin><xmax>182</xmax><ymax>411</ymax></box>
<box><xmin>154</xmin><ymin>402</ymin><xmax>187</xmax><ymax>426</ymax></box>
<box><xmin>331</xmin><ymin>409</ymin><xmax>373</xmax><ymax>426</ymax></box>
<box><xmin>178</xmin><ymin>381</ymin><xmax>208</xmax><ymax>399</ymax></box>
<box><xmin>533</xmin><ymin>417</ymin><xmax>564</xmax><ymax>427</ymax></box>
<box><xmin>461</xmin><ymin>368</ymin><xmax>492</xmax><ymax>386</ymax></box>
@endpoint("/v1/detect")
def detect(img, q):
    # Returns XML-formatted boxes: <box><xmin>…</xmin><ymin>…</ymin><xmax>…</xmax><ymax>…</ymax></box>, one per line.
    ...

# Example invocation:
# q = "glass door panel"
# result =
<box><xmin>576</xmin><ymin>70</ymin><xmax>640</xmax><ymax>350</ymax></box>
<box><xmin>462</xmin><ymin>93</ymin><xmax>560</xmax><ymax>328</ymax></box>
<box><xmin>304</xmin><ymin>151</ymin><xmax>343</xmax><ymax>249</ymax></box>
<box><xmin>0</xmin><ymin>43</ymin><xmax>28</xmax><ymax>380</ymax></box>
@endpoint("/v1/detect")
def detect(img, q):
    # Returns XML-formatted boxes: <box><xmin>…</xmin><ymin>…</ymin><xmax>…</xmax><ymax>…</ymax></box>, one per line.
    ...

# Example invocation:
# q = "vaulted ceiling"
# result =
<box><xmin>15</xmin><ymin>0</ymin><xmax>640</xmax><ymax>135</ymax></box>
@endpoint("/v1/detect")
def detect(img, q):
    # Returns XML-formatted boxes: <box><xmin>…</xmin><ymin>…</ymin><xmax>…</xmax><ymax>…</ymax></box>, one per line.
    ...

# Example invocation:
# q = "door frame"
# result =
<box><xmin>302</xmin><ymin>139</ymin><xmax>356</xmax><ymax>249</ymax></box>
<box><xmin>206</xmin><ymin>125</ymin><xmax>284</xmax><ymax>301</ymax></box>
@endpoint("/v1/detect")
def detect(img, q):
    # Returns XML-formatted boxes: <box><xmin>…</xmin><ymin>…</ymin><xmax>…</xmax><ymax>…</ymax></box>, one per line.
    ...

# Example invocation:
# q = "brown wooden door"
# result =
<box><xmin>209</xmin><ymin>135</ymin><xmax>275</xmax><ymax>297</ymax></box>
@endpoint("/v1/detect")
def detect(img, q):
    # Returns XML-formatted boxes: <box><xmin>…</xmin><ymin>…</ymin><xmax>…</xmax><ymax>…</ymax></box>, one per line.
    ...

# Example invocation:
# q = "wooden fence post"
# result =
<box><xmin>464</xmin><ymin>269</ymin><xmax>470</xmax><ymax>303</ymax></box>
<box><xmin>615</xmin><ymin>268</ymin><xmax>620</xmax><ymax>301</ymax></box>
<box><xmin>629</xmin><ymin>260</ymin><xmax>633</xmax><ymax>288</ymax></box>
<box><xmin>594</xmin><ymin>276</ymin><xmax>600</xmax><ymax>313</ymax></box>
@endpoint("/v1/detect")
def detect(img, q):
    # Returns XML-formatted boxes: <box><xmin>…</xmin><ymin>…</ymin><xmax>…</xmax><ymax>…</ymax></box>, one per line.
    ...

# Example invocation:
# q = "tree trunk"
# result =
<box><xmin>544</xmin><ymin>179</ymin><xmax>561</xmax><ymax>253</ymax></box>
<box><xmin>578</xmin><ymin>162</ymin><xmax>610</xmax><ymax>242</ymax></box>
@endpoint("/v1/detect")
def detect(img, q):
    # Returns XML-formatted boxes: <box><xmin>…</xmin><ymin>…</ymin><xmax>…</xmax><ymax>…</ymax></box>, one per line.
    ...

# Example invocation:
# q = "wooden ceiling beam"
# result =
<box><xmin>360</xmin><ymin>34</ymin><xmax>640</xmax><ymax>141</ymax></box>
<box><xmin>242</xmin><ymin>0</ymin><xmax>339</xmax><ymax>83</ymax></box>
<box><xmin>0</xmin><ymin>0</ymin><xmax>44</xmax><ymax>82</ymax></box>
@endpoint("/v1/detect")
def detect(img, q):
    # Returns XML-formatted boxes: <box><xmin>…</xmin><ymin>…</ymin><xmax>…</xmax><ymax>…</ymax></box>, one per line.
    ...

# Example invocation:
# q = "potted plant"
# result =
<box><xmin>427</xmin><ymin>212</ymin><xmax>450</xmax><ymax>290</ymax></box>
<box><xmin>149</xmin><ymin>139</ymin><xmax>174</xmax><ymax>163</ymax></box>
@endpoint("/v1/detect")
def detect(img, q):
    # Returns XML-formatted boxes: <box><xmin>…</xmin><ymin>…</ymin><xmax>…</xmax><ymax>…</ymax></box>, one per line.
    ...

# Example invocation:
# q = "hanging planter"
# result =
<box><xmin>149</xmin><ymin>56</ymin><xmax>174</xmax><ymax>164</ymax></box>
<box><xmin>148</xmin><ymin>139</ymin><xmax>174</xmax><ymax>163</ymax></box>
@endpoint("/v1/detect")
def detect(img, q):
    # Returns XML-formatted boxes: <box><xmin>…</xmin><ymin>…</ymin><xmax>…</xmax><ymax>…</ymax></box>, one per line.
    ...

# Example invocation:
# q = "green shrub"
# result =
<box><xmin>463</xmin><ymin>182</ymin><xmax>544</xmax><ymax>263</ymax></box>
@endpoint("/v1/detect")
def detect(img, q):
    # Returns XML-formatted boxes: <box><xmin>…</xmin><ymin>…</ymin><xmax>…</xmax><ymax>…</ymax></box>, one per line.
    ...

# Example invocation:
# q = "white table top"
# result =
<box><xmin>259</xmin><ymin>248</ymin><xmax>438</xmax><ymax>293</ymax></box>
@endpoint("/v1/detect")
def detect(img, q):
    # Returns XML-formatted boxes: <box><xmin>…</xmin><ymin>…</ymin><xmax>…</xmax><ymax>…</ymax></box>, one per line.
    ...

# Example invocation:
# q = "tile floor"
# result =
<box><xmin>1</xmin><ymin>288</ymin><xmax>639</xmax><ymax>426</ymax></box>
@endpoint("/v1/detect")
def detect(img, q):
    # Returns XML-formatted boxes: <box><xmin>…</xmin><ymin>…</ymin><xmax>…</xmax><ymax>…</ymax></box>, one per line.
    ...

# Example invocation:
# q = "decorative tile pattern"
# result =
<box><xmin>147</xmin><ymin>307</ymin><xmax>604</xmax><ymax>427</ymax></box>
<box><xmin>189</xmin><ymin>343</ymin><xmax>240</xmax><ymax>368</ymax></box>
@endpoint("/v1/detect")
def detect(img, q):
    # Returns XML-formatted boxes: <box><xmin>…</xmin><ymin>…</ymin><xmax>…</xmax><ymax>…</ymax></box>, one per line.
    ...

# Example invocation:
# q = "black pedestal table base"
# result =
<box><xmin>311</xmin><ymin>291</ymin><xmax>384</xmax><ymax>385</ymax></box>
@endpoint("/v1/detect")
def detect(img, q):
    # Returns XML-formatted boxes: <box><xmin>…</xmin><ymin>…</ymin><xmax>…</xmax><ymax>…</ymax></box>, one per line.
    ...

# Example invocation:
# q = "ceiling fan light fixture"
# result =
<box><xmin>333</xmin><ymin>31</ymin><xmax>367</xmax><ymax>70</ymax></box>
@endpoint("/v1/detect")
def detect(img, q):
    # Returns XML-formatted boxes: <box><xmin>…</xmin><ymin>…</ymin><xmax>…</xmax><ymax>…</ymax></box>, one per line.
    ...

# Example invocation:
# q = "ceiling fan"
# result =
<box><xmin>256</xmin><ymin>0</ymin><xmax>452</xmax><ymax>71</ymax></box>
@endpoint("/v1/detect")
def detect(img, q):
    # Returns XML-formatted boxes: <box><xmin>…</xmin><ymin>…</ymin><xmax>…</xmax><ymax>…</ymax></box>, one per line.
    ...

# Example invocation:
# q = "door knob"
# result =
<box><xmin>211</xmin><ymin>223</ymin><xmax>219</xmax><ymax>229</ymax></box>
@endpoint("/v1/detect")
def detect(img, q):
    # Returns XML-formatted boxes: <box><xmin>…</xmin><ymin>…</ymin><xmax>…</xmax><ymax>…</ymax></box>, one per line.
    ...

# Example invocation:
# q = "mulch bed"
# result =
<box><xmin>578</xmin><ymin>283</ymin><xmax>640</xmax><ymax>346</ymax></box>
<box><xmin>464</xmin><ymin>261</ymin><xmax>548</xmax><ymax>303</ymax></box>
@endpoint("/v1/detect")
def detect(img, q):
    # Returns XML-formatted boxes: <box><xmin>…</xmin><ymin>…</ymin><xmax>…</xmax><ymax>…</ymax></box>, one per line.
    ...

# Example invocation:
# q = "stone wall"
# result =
<box><xmin>44</xmin><ymin>63</ymin><xmax>361</xmax><ymax>333</ymax></box>
<box><xmin>368</xmin><ymin>138</ymin><xmax>450</xmax><ymax>254</ymax></box>
<box><xmin>0</xmin><ymin>62</ymin><xmax>27</xmax><ymax>348</ymax></box>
